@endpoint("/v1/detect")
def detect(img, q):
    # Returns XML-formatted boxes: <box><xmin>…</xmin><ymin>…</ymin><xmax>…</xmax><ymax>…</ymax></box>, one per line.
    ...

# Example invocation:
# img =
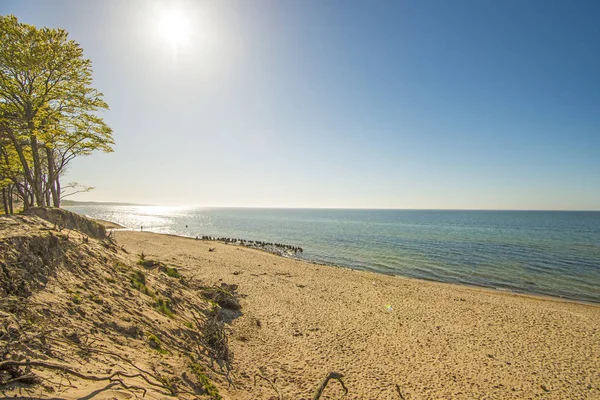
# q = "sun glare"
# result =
<box><xmin>156</xmin><ymin>6</ymin><xmax>192</xmax><ymax>49</ymax></box>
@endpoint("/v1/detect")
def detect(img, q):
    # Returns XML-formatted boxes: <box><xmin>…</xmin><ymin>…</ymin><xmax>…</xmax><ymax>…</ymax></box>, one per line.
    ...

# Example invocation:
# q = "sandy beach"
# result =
<box><xmin>3</xmin><ymin>3</ymin><xmax>600</xmax><ymax>399</ymax></box>
<box><xmin>113</xmin><ymin>230</ymin><xmax>600</xmax><ymax>399</ymax></box>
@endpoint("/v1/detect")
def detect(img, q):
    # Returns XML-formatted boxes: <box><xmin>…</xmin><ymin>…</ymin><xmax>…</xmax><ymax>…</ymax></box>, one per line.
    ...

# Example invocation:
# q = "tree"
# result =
<box><xmin>0</xmin><ymin>15</ymin><xmax>113</xmax><ymax>209</ymax></box>
<box><xmin>0</xmin><ymin>135</ymin><xmax>25</xmax><ymax>212</ymax></box>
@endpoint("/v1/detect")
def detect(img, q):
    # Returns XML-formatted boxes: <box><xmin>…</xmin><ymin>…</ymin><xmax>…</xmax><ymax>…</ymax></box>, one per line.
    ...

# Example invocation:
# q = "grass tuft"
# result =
<box><xmin>162</xmin><ymin>265</ymin><xmax>182</xmax><ymax>279</ymax></box>
<box><xmin>88</xmin><ymin>293</ymin><xmax>104</xmax><ymax>305</ymax></box>
<box><xmin>190</xmin><ymin>362</ymin><xmax>222</xmax><ymax>399</ymax></box>
<box><xmin>137</xmin><ymin>257</ymin><xmax>164</xmax><ymax>269</ymax></box>
<box><xmin>154</xmin><ymin>297</ymin><xmax>175</xmax><ymax>317</ymax></box>
<box><xmin>147</xmin><ymin>332</ymin><xmax>168</xmax><ymax>354</ymax></box>
<box><xmin>113</xmin><ymin>260</ymin><xmax>130</xmax><ymax>272</ymax></box>
<box><xmin>71</xmin><ymin>293</ymin><xmax>81</xmax><ymax>304</ymax></box>
<box><xmin>131</xmin><ymin>270</ymin><xmax>153</xmax><ymax>296</ymax></box>
<box><xmin>200</xmin><ymin>285</ymin><xmax>240</xmax><ymax>310</ymax></box>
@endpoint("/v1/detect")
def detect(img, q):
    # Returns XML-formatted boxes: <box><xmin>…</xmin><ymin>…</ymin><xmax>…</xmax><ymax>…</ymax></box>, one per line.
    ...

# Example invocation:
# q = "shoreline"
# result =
<box><xmin>94</xmin><ymin>218</ymin><xmax>126</xmax><ymax>229</ymax></box>
<box><xmin>104</xmin><ymin>222</ymin><xmax>600</xmax><ymax>308</ymax></box>
<box><xmin>113</xmin><ymin>229</ymin><xmax>600</xmax><ymax>399</ymax></box>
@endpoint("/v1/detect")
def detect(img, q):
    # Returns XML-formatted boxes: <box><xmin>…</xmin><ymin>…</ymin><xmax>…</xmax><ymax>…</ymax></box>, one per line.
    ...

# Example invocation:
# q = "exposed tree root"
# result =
<box><xmin>312</xmin><ymin>371</ymin><xmax>348</xmax><ymax>400</ymax></box>
<box><xmin>0</xmin><ymin>360</ymin><xmax>171</xmax><ymax>396</ymax></box>
<box><xmin>396</xmin><ymin>383</ymin><xmax>406</xmax><ymax>399</ymax></box>
<box><xmin>254</xmin><ymin>371</ymin><xmax>282</xmax><ymax>399</ymax></box>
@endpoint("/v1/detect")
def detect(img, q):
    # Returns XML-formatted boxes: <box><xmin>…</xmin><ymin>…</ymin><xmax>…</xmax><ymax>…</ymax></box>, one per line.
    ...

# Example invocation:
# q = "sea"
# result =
<box><xmin>65</xmin><ymin>205</ymin><xmax>600</xmax><ymax>304</ymax></box>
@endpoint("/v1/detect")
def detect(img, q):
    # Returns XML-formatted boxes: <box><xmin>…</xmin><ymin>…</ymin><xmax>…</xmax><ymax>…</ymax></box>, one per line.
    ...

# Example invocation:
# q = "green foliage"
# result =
<box><xmin>147</xmin><ymin>332</ymin><xmax>168</xmax><ymax>354</ymax></box>
<box><xmin>88</xmin><ymin>293</ymin><xmax>103</xmax><ymax>304</ymax></box>
<box><xmin>70</xmin><ymin>293</ymin><xmax>81</xmax><ymax>304</ymax></box>
<box><xmin>132</xmin><ymin>270</ymin><xmax>146</xmax><ymax>285</ymax></box>
<box><xmin>162</xmin><ymin>265</ymin><xmax>182</xmax><ymax>279</ymax></box>
<box><xmin>157</xmin><ymin>374</ymin><xmax>178</xmax><ymax>395</ymax></box>
<box><xmin>189</xmin><ymin>363</ymin><xmax>222</xmax><ymax>399</ymax></box>
<box><xmin>136</xmin><ymin>256</ymin><xmax>187</xmax><ymax>284</ymax></box>
<box><xmin>137</xmin><ymin>258</ymin><xmax>164</xmax><ymax>269</ymax></box>
<box><xmin>113</xmin><ymin>261</ymin><xmax>129</xmax><ymax>272</ymax></box>
<box><xmin>207</xmin><ymin>299</ymin><xmax>219</xmax><ymax>310</ymax></box>
<box><xmin>154</xmin><ymin>297</ymin><xmax>175</xmax><ymax>318</ymax></box>
<box><xmin>200</xmin><ymin>285</ymin><xmax>240</xmax><ymax>310</ymax></box>
<box><xmin>0</xmin><ymin>15</ymin><xmax>114</xmax><ymax>207</ymax></box>
<box><xmin>131</xmin><ymin>270</ymin><xmax>152</xmax><ymax>296</ymax></box>
<box><xmin>0</xmin><ymin>139</ymin><xmax>24</xmax><ymax>194</ymax></box>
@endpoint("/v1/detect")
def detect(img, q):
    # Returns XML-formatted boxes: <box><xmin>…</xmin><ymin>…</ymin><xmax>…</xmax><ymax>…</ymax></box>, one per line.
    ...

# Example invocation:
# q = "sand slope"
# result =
<box><xmin>1</xmin><ymin>214</ymin><xmax>236</xmax><ymax>399</ymax></box>
<box><xmin>115</xmin><ymin>231</ymin><xmax>600</xmax><ymax>400</ymax></box>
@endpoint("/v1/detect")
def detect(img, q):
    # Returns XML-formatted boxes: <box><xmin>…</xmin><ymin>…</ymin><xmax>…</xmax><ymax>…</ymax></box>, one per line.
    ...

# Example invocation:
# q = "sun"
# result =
<box><xmin>146</xmin><ymin>1</ymin><xmax>219</xmax><ymax>65</ymax></box>
<box><xmin>157</xmin><ymin>6</ymin><xmax>192</xmax><ymax>49</ymax></box>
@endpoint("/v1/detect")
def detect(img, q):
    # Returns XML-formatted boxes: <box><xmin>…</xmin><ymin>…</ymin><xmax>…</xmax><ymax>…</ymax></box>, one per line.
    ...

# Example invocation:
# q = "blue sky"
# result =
<box><xmin>2</xmin><ymin>0</ymin><xmax>599</xmax><ymax>209</ymax></box>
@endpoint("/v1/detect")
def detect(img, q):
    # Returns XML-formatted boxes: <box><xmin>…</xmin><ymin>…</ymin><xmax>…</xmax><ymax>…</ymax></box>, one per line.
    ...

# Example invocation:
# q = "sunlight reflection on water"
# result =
<box><xmin>66</xmin><ymin>205</ymin><xmax>600</xmax><ymax>303</ymax></box>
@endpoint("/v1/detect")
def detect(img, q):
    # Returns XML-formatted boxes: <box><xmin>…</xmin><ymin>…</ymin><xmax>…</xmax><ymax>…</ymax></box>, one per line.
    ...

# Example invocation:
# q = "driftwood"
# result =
<box><xmin>254</xmin><ymin>371</ymin><xmax>282</xmax><ymax>399</ymax></box>
<box><xmin>312</xmin><ymin>371</ymin><xmax>348</xmax><ymax>400</ymax></box>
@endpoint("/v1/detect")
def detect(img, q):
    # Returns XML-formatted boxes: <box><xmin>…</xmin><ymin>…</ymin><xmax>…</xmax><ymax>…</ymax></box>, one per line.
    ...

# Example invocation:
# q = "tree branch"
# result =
<box><xmin>312</xmin><ymin>371</ymin><xmax>348</xmax><ymax>400</ymax></box>
<box><xmin>254</xmin><ymin>372</ymin><xmax>282</xmax><ymax>400</ymax></box>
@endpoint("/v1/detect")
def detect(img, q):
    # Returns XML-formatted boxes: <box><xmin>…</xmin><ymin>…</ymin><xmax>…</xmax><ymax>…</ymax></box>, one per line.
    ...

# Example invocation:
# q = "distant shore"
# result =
<box><xmin>113</xmin><ymin>229</ymin><xmax>600</xmax><ymax>399</ymax></box>
<box><xmin>62</xmin><ymin>200</ymin><xmax>151</xmax><ymax>206</ymax></box>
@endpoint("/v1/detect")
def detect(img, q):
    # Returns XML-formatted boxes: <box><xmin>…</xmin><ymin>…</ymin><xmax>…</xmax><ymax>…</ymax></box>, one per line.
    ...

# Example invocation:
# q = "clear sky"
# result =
<box><xmin>2</xmin><ymin>0</ymin><xmax>599</xmax><ymax>209</ymax></box>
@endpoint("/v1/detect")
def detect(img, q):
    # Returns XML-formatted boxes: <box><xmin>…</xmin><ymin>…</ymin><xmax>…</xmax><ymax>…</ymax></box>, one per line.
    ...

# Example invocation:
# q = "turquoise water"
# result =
<box><xmin>66</xmin><ymin>206</ymin><xmax>600</xmax><ymax>303</ymax></box>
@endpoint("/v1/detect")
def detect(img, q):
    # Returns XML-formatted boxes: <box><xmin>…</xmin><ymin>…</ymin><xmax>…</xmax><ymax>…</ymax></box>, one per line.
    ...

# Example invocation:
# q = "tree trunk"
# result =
<box><xmin>51</xmin><ymin>183</ymin><xmax>59</xmax><ymax>207</ymax></box>
<box><xmin>8</xmin><ymin>185</ymin><xmax>14</xmax><ymax>214</ymax></box>
<box><xmin>3</xmin><ymin>126</ymin><xmax>36</xmax><ymax>201</ymax></box>
<box><xmin>45</xmin><ymin>183</ymin><xmax>51</xmax><ymax>207</ymax></box>
<box><xmin>46</xmin><ymin>148</ymin><xmax>60</xmax><ymax>207</ymax></box>
<box><xmin>55</xmin><ymin>179</ymin><xmax>61</xmax><ymax>208</ymax></box>
<box><xmin>2</xmin><ymin>116</ymin><xmax>43</xmax><ymax>207</ymax></box>
<box><xmin>1</xmin><ymin>188</ymin><xmax>7</xmax><ymax>214</ymax></box>
<box><xmin>29</xmin><ymin>134</ymin><xmax>46</xmax><ymax>207</ymax></box>
<box><xmin>16</xmin><ymin>181</ymin><xmax>32</xmax><ymax>210</ymax></box>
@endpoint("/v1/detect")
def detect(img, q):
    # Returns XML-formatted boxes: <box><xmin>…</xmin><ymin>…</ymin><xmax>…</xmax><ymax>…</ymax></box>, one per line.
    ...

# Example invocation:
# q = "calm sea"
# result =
<box><xmin>65</xmin><ymin>206</ymin><xmax>600</xmax><ymax>303</ymax></box>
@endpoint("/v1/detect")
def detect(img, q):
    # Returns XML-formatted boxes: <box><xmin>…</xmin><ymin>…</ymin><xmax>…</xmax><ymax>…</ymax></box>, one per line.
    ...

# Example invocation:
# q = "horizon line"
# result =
<box><xmin>63</xmin><ymin>200</ymin><xmax>600</xmax><ymax>212</ymax></box>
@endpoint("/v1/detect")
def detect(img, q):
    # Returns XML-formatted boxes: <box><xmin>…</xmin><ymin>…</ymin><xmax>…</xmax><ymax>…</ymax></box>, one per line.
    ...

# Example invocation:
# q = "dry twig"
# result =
<box><xmin>312</xmin><ymin>371</ymin><xmax>348</xmax><ymax>400</ymax></box>
<box><xmin>396</xmin><ymin>383</ymin><xmax>406</xmax><ymax>399</ymax></box>
<box><xmin>254</xmin><ymin>371</ymin><xmax>282</xmax><ymax>399</ymax></box>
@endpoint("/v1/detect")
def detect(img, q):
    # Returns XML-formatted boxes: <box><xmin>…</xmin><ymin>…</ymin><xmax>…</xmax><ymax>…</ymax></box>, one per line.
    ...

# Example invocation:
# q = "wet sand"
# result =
<box><xmin>94</xmin><ymin>218</ymin><xmax>126</xmax><ymax>229</ymax></box>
